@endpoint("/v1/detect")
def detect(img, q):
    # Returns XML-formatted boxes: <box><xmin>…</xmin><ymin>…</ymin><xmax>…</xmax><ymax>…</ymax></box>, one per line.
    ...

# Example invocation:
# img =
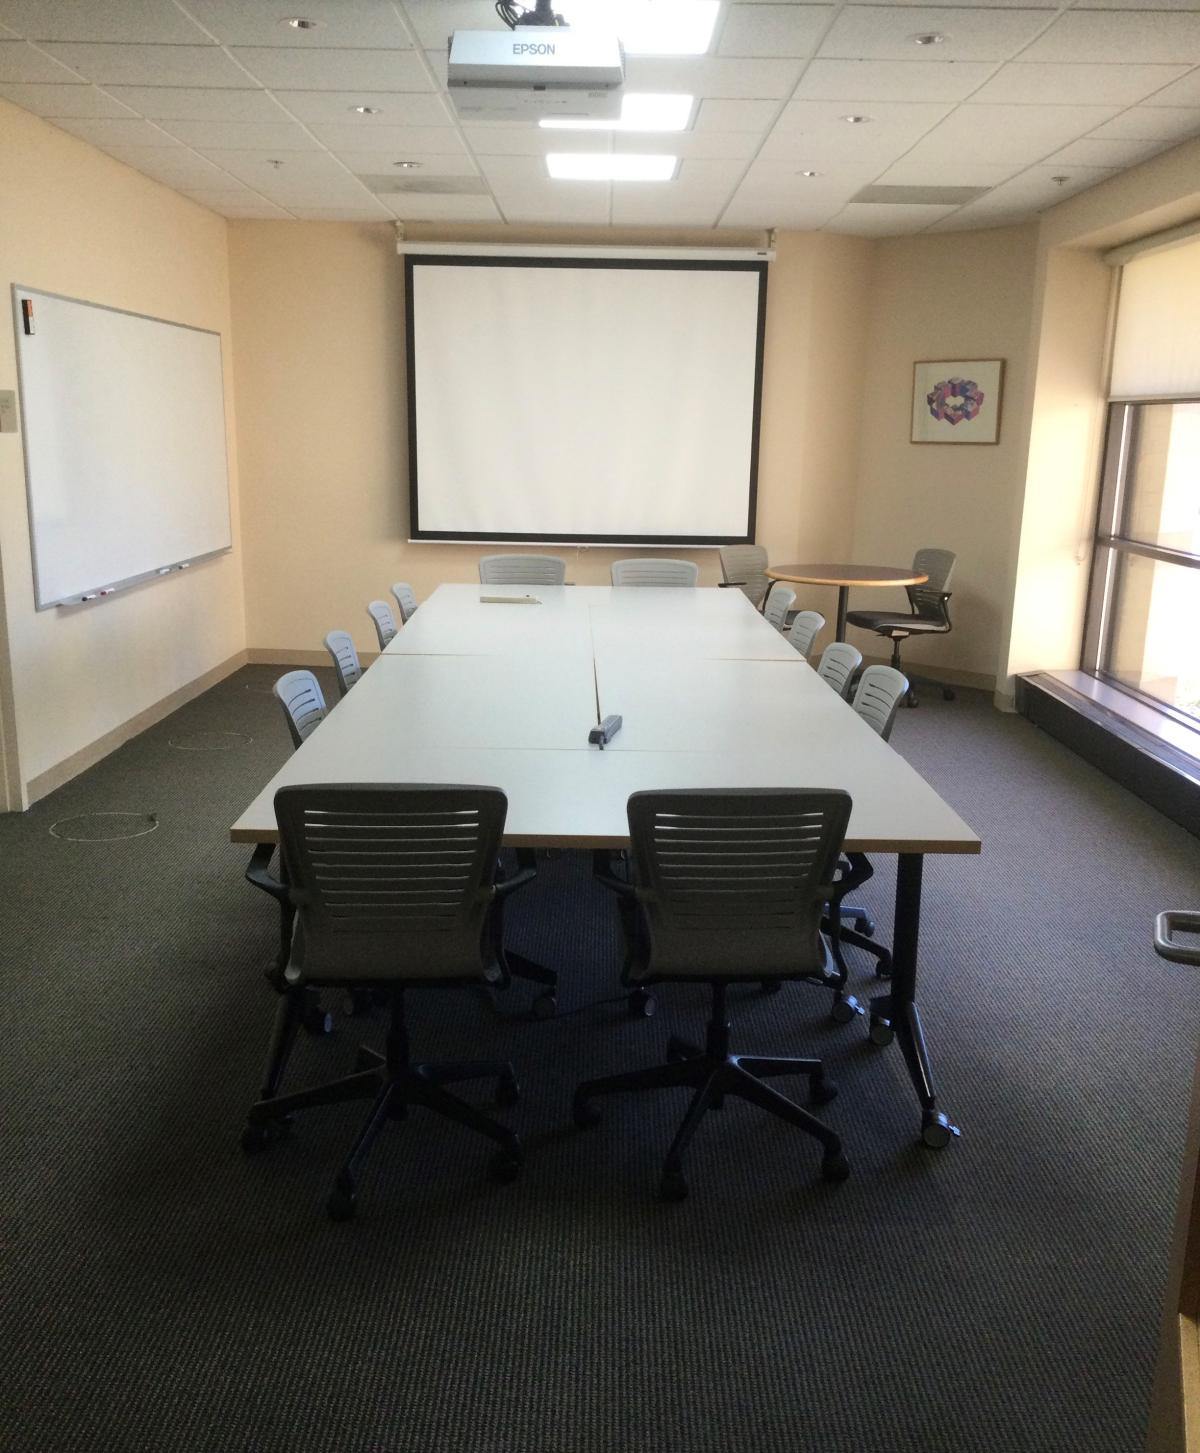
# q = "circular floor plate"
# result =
<box><xmin>168</xmin><ymin>730</ymin><xmax>253</xmax><ymax>751</ymax></box>
<box><xmin>50</xmin><ymin>811</ymin><xmax>159</xmax><ymax>842</ymax></box>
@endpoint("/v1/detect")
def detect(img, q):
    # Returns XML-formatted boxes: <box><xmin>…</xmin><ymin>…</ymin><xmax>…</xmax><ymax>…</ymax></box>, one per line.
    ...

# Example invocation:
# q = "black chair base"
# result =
<box><xmin>242</xmin><ymin>987</ymin><xmax>521</xmax><ymax>1221</ymax></box>
<box><xmin>572</xmin><ymin>985</ymin><xmax>848</xmax><ymax>1200</ymax></box>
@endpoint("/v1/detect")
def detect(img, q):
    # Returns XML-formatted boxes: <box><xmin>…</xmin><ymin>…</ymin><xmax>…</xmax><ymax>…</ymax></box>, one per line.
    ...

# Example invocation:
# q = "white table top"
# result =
<box><xmin>232</xmin><ymin>583</ymin><xmax>980</xmax><ymax>855</ymax></box>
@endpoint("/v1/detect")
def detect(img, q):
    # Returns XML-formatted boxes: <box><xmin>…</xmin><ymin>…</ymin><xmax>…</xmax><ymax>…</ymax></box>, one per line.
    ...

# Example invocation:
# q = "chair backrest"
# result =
<box><xmin>323</xmin><ymin>630</ymin><xmax>361</xmax><ymax>698</ymax></box>
<box><xmin>626</xmin><ymin>788</ymin><xmax>851</xmax><ymax>981</ymax></box>
<box><xmin>273</xmin><ymin>670</ymin><xmax>327</xmax><ymax>750</ymax></box>
<box><xmin>479</xmin><ymin>554</ymin><xmax>567</xmax><ymax>586</ymax></box>
<box><xmin>786</xmin><ymin>610</ymin><xmax>825</xmax><ymax>659</ymax></box>
<box><xmin>852</xmin><ymin>665</ymin><xmax>909</xmax><ymax>743</ymax></box>
<box><xmin>390</xmin><ymin>583</ymin><xmax>418</xmax><ymax>622</ymax></box>
<box><xmin>274</xmin><ymin>784</ymin><xmax>507</xmax><ymax>982</ymax></box>
<box><xmin>719</xmin><ymin>544</ymin><xmax>770</xmax><ymax>608</ymax></box>
<box><xmin>816</xmin><ymin>641</ymin><xmax>863</xmax><ymax>700</ymax></box>
<box><xmin>762</xmin><ymin>582</ymin><xmax>796</xmax><ymax>631</ymax></box>
<box><xmin>912</xmin><ymin>547</ymin><xmax>956</xmax><ymax>594</ymax></box>
<box><xmin>611</xmin><ymin>558</ymin><xmax>699</xmax><ymax>588</ymax></box>
<box><xmin>367</xmin><ymin>599</ymin><xmax>398</xmax><ymax>649</ymax></box>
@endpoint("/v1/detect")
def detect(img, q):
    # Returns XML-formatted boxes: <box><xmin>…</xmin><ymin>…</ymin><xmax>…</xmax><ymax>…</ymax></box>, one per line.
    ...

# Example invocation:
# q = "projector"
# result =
<box><xmin>447</xmin><ymin>28</ymin><xmax>625</xmax><ymax>124</ymax></box>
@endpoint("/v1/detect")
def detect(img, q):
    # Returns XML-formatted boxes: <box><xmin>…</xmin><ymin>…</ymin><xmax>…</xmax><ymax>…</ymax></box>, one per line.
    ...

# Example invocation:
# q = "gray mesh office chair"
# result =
<box><xmin>787</xmin><ymin>610</ymin><xmax>825</xmax><ymax>659</ymax></box>
<box><xmin>845</xmin><ymin>547</ymin><xmax>956</xmax><ymax>707</ymax></box>
<box><xmin>367</xmin><ymin>599</ymin><xmax>398</xmax><ymax>650</ymax></box>
<box><xmin>273</xmin><ymin>670</ymin><xmax>327</xmax><ymax>749</ymax></box>
<box><xmin>718</xmin><ymin>544</ymin><xmax>770</xmax><ymax>608</ymax></box>
<box><xmin>322</xmin><ymin>630</ymin><xmax>362</xmax><ymax>698</ymax></box>
<box><xmin>816</xmin><ymin>641</ymin><xmax>862</xmax><ymax>700</ymax></box>
<box><xmin>576</xmin><ymin>788</ymin><xmax>852</xmax><ymax>1200</ymax></box>
<box><xmin>479</xmin><ymin>555</ymin><xmax>567</xmax><ymax>586</ymax></box>
<box><xmin>390</xmin><ymin>583</ymin><xmax>419</xmax><ymax>622</ymax></box>
<box><xmin>241</xmin><ymin>784</ymin><xmax>532</xmax><ymax>1221</ymax></box>
<box><xmin>762</xmin><ymin>583</ymin><xmax>796</xmax><ymax>632</ymax></box>
<box><xmin>611</xmin><ymin>558</ymin><xmax>699</xmax><ymax>588</ymax></box>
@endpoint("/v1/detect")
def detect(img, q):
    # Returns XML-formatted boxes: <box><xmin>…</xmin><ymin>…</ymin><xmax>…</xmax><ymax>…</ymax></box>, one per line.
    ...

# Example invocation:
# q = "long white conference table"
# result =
<box><xmin>231</xmin><ymin>583</ymin><xmax>981</xmax><ymax>1144</ymax></box>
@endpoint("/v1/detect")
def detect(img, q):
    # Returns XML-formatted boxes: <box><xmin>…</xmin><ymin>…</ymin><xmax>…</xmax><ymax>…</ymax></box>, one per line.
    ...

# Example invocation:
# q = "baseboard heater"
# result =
<box><xmin>1017</xmin><ymin>671</ymin><xmax>1200</xmax><ymax>839</ymax></box>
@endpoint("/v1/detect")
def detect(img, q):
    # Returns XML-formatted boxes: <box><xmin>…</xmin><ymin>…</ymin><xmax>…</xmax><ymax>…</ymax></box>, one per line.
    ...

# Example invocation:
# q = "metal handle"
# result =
<box><xmin>1154</xmin><ymin>911</ymin><xmax>1200</xmax><ymax>965</ymax></box>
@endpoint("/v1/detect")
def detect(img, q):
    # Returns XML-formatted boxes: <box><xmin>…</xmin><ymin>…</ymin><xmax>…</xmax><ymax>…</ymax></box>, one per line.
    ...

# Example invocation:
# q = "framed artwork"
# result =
<box><xmin>911</xmin><ymin>359</ymin><xmax>1005</xmax><ymax>445</ymax></box>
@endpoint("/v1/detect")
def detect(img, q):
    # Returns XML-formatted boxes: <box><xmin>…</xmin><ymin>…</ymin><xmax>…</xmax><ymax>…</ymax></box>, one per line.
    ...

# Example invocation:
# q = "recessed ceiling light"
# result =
<box><xmin>393</xmin><ymin>160</ymin><xmax>423</xmax><ymax>169</ymax></box>
<box><xmin>911</xmin><ymin>32</ymin><xmax>946</xmax><ymax>46</ymax></box>
<box><xmin>350</xmin><ymin>105</ymin><xmax>381</xmax><ymax>116</ymax></box>
<box><xmin>798</xmin><ymin>169</ymin><xmax>821</xmax><ymax>178</ymax></box>
<box><xmin>841</xmin><ymin>114</ymin><xmax>873</xmax><ymax>124</ymax></box>
<box><xmin>546</xmin><ymin>152</ymin><xmax>677</xmax><ymax>181</ymax></box>
<box><xmin>282</xmin><ymin>17</ymin><xmax>321</xmax><ymax>30</ymax></box>
<box><xmin>555</xmin><ymin>1</ymin><xmax>718</xmax><ymax>56</ymax></box>
<box><xmin>540</xmin><ymin>93</ymin><xmax>693</xmax><ymax>132</ymax></box>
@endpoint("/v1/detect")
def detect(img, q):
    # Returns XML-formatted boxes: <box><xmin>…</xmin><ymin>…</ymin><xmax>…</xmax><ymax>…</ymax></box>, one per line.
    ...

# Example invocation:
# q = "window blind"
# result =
<box><xmin>1109</xmin><ymin>234</ymin><xmax>1200</xmax><ymax>400</ymax></box>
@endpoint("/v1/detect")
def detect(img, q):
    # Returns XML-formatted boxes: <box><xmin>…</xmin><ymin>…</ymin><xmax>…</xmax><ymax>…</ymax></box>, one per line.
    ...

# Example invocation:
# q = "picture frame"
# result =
<box><xmin>911</xmin><ymin>358</ymin><xmax>1005</xmax><ymax>445</ymax></box>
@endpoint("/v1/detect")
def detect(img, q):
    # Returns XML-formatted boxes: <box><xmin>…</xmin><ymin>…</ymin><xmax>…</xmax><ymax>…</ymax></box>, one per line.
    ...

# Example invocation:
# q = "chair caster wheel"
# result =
<box><xmin>905</xmin><ymin>693</ymin><xmax>919</xmax><ymax>709</ymax></box>
<box><xmin>495</xmin><ymin>1074</ymin><xmax>520</xmax><ymax>1107</ymax></box>
<box><xmin>572</xmin><ymin>1098</ymin><xmax>601</xmax><ymax>1129</ymax></box>
<box><xmin>659</xmin><ymin>1169</ymin><xmax>688</xmax><ymax>1202</ymax></box>
<box><xmin>344</xmin><ymin>988</ymin><xmax>375</xmax><ymax>1017</ymax></box>
<box><xmin>240</xmin><ymin>1121</ymin><xmax>271</xmax><ymax>1154</ymax></box>
<box><xmin>829</xmin><ymin>996</ymin><xmax>861</xmax><ymax>1025</ymax></box>
<box><xmin>760</xmin><ymin>980</ymin><xmax>784</xmax><ymax>995</ymax></box>
<box><xmin>488</xmin><ymin>1148</ymin><xmax>523</xmax><ymax>1184</ymax></box>
<box><xmin>874</xmin><ymin>955</ymin><xmax>893</xmax><ymax>980</ymax></box>
<box><xmin>531</xmin><ymin>991</ymin><xmax>557</xmax><ymax>1021</ymax></box>
<box><xmin>628</xmin><ymin>988</ymin><xmax>656</xmax><ymax>1018</ymax></box>
<box><xmin>326</xmin><ymin>1184</ymin><xmax>357</xmax><ymax>1221</ymax></box>
<box><xmin>853</xmin><ymin>914</ymin><xmax>875</xmax><ymax>936</ymax></box>
<box><xmin>921</xmin><ymin>1111</ymin><xmax>960</xmax><ymax>1149</ymax></box>
<box><xmin>809</xmin><ymin>1075</ymin><xmax>838</xmax><ymax>1106</ymax></box>
<box><xmin>868</xmin><ymin>1017</ymin><xmax>894</xmax><ymax>1047</ymax></box>
<box><xmin>943</xmin><ymin>688</ymin><xmax>956</xmax><ymax>702</ymax></box>
<box><xmin>302</xmin><ymin>1004</ymin><xmax>334</xmax><ymax>1036</ymax></box>
<box><xmin>821</xmin><ymin>1152</ymin><xmax>850</xmax><ymax>1183</ymax></box>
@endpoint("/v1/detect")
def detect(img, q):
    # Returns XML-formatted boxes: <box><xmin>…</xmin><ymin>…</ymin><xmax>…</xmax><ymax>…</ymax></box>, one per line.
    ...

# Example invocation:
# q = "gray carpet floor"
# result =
<box><xmin>1</xmin><ymin>665</ymin><xmax>1198</xmax><ymax>1453</ymax></box>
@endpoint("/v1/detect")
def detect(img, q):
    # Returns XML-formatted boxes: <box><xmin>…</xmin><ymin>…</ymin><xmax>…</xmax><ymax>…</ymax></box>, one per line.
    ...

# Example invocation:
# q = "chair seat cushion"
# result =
<box><xmin>845</xmin><ymin>611</ymin><xmax>947</xmax><ymax>636</ymax></box>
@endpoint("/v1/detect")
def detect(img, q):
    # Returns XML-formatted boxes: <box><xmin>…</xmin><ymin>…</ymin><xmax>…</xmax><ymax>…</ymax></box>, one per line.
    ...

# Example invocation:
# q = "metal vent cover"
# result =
<box><xmin>360</xmin><ymin>174</ymin><xmax>490</xmax><ymax>196</ymax></box>
<box><xmin>851</xmin><ymin>185</ymin><xmax>991</xmax><ymax>206</ymax></box>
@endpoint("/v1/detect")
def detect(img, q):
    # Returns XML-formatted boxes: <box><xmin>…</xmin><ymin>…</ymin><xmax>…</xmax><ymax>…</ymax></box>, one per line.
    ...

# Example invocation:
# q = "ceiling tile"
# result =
<box><xmin>876</xmin><ymin>157</ymin><xmax>1025</xmax><ymax>187</ymax></box>
<box><xmin>962</xmin><ymin>162</ymin><xmax>1119</xmax><ymax>210</ymax></box>
<box><xmin>39</xmin><ymin>42</ymin><xmax>249</xmax><ymax>87</ymax></box>
<box><xmin>0</xmin><ymin>39</ymin><xmax>86</xmax><ymax>81</ymax></box>
<box><xmin>102</xmin><ymin>146</ymin><xmax>235</xmax><ymax>187</ymax></box>
<box><xmin>309</xmin><ymin>121</ymin><xmax>467</xmax><ymax>153</ymax></box>
<box><xmin>721</xmin><ymin>193</ymin><xmax>843</xmax><ymax>229</ymax></box>
<box><xmin>159</xmin><ymin>118</ymin><xmax>322</xmax><ymax>151</ymax></box>
<box><xmin>209</xmin><ymin>199</ymin><xmax>293</xmax><ymax>218</ymax></box>
<box><xmin>1141</xmin><ymin>70</ymin><xmax>1200</xmax><ymax>108</ymax></box>
<box><xmin>52</xmin><ymin>115</ymin><xmax>178</xmax><ymax>147</ymax></box>
<box><xmin>827</xmin><ymin>201</ymin><xmax>955</xmax><ymax>235</ymax></box>
<box><xmin>386</xmin><ymin>193</ymin><xmax>501</xmax><ymax>221</ymax></box>
<box><xmin>905</xmin><ymin>103</ymin><xmax>1122</xmax><ymax>165</ymax></box>
<box><xmin>230</xmin><ymin>46</ymin><xmax>432</xmax><ymax>92</ymax></box>
<box><xmin>334</xmin><ymin>150</ymin><xmax>479</xmax><ymax>176</ymax></box>
<box><xmin>489</xmin><ymin>183</ymin><xmax>611</xmax><ymax>224</ymax></box>
<box><xmin>611</xmin><ymin>190</ymin><xmax>726</xmax><ymax>225</ymax></box>
<box><xmin>693</xmin><ymin>97</ymin><xmax>779</xmax><ymax>131</ymax></box>
<box><xmin>616</xmin><ymin>129</ymin><xmax>763</xmax><ymax>159</ymax></box>
<box><xmin>622</xmin><ymin>56</ymin><xmax>805</xmax><ymax>99</ymax></box>
<box><xmin>463</xmin><ymin>125</ymin><xmax>611</xmax><ymax>156</ymax></box>
<box><xmin>192</xmin><ymin>146</ymin><xmax>355</xmax><ymax>186</ymax></box>
<box><xmin>818</xmin><ymin>6</ymin><xmax>1052</xmax><ymax>64</ymax></box>
<box><xmin>287</xmin><ymin>203</ymin><xmax>395</xmax><ymax>221</ymax></box>
<box><xmin>400</xmin><ymin>1</ymin><xmax>495</xmax><ymax>53</ymax></box>
<box><xmin>717</xmin><ymin>4</ymin><xmax>834</xmax><ymax>58</ymax></box>
<box><xmin>0</xmin><ymin>80</ymin><xmax>135</xmax><ymax>117</ymax></box>
<box><xmin>178</xmin><ymin>185</ymin><xmax>263</xmax><ymax>205</ymax></box>
<box><xmin>103</xmin><ymin>86</ymin><xmax>289</xmax><ymax>123</ymax></box>
<box><xmin>1045</xmin><ymin>135</ymin><xmax>1167</xmax><ymax>168</ymax></box>
<box><xmin>971</xmin><ymin>62</ymin><xmax>1190</xmax><ymax>107</ymax></box>
<box><xmin>276</xmin><ymin>89</ymin><xmax>448</xmax><ymax>125</ymax></box>
<box><xmin>761</xmin><ymin>100</ymin><xmax>955</xmax><ymax>164</ymax></box>
<box><xmin>1021</xmin><ymin>12</ymin><xmax>1200</xmax><ymax>66</ymax></box>
<box><xmin>795</xmin><ymin>58</ymin><xmax>995</xmax><ymax>102</ymax></box>
<box><xmin>0</xmin><ymin>0</ymin><xmax>212</xmax><ymax>44</ymax></box>
<box><xmin>673</xmin><ymin>157</ymin><xmax>749</xmax><ymax>190</ymax></box>
<box><xmin>179</xmin><ymin>0</ymin><xmax>415</xmax><ymax>49</ymax></box>
<box><xmin>1066</xmin><ymin>0</ymin><xmax>1200</xmax><ymax>8</ymax></box>
<box><xmin>1088</xmin><ymin>106</ymin><xmax>1200</xmax><ymax>143</ymax></box>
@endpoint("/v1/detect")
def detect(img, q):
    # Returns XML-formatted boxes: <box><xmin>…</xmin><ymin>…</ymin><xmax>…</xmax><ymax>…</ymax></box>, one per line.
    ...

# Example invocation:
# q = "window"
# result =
<box><xmin>1083</xmin><ymin>400</ymin><xmax>1200</xmax><ymax>727</ymax></box>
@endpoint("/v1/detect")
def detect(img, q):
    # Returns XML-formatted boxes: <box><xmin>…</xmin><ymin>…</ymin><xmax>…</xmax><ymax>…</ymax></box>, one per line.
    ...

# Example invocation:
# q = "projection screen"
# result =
<box><xmin>405</xmin><ymin>256</ymin><xmax>766</xmax><ymax>544</ymax></box>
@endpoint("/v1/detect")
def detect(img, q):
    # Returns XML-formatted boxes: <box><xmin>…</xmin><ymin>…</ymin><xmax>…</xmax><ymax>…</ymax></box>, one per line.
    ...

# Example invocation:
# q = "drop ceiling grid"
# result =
<box><xmin>0</xmin><ymin>0</ymin><xmax>1195</xmax><ymax>234</ymax></box>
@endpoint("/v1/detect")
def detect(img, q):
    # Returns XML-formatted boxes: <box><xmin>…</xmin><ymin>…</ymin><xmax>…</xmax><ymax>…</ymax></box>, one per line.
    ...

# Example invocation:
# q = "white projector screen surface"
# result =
<box><xmin>406</xmin><ymin>258</ymin><xmax>765</xmax><ymax>542</ymax></box>
<box><xmin>13</xmin><ymin>287</ymin><xmax>232</xmax><ymax>609</ymax></box>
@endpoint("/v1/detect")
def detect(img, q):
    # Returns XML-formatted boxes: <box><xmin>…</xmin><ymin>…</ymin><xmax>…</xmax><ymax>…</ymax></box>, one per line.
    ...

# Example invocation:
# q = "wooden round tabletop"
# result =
<box><xmin>766</xmin><ymin>563</ymin><xmax>929</xmax><ymax>588</ymax></box>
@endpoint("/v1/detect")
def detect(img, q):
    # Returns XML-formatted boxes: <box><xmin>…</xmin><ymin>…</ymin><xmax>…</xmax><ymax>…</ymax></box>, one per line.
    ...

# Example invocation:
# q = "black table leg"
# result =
<box><xmin>835</xmin><ymin>585</ymin><xmax>849</xmax><ymax>642</ymax></box>
<box><xmin>868</xmin><ymin>853</ymin><xmax>960</xmax><ymax>1148</ymax></box>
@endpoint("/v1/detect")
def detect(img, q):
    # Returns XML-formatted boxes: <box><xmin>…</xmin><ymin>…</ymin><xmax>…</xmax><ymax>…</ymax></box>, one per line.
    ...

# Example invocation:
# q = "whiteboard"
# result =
<box><xmin>12</xmin><ymin>287</ymin><xmax>232</xmax><ymax>609</ymax></box>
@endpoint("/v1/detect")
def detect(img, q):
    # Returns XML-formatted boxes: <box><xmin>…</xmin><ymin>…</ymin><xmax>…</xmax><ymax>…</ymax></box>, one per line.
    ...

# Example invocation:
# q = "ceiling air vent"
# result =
<box><xmin>851</xmin><ymin>185</ymin><xmax>990</xmax><ymax>206</ymax></box>
<box><xmin>360</xmin><ymin>175</ymin><xmax>490</xmax><ymax>196</ymax></box>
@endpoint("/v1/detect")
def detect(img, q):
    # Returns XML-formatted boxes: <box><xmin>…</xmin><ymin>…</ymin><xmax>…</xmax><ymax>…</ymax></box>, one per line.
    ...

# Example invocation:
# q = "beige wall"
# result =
<box><xmin>848</xmin><ymin>224</ymin><xmax>1040</xmax><ymax>682</ymax></box>
<box><xmin>228</xmin><ymin>221</ymin><xmax>874</xmax><ymax>660</ymax></box>
<box><xmin>0</xmin><ymin>99</ymin><xmax>245</xmax><ymax>804</ymax></box>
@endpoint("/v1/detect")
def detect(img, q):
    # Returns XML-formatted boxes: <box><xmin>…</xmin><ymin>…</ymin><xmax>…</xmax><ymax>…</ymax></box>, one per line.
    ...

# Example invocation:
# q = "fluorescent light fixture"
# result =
<box><xmin>546</xmin><ymin>153</ymin><xmax>677</xmax><ymax>181</ymax></box>
<box><xmin>558</xmin><ymin>2</ymin><xmax>719</xmax><ymax>56</ymax></box>
<box><xmin>539</xmin><ymin>93</ymin><xmax>693</xmax><ymax>132</ymax></box>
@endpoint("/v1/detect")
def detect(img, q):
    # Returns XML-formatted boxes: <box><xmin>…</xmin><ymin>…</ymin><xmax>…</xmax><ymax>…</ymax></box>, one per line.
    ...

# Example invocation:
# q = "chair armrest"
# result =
<box><xmin>1155</xmin><ymin>910</ymin><xmax>1200</xmax><ymax>965</ymax></box>
<box><xmin>494</xmin><ymin>864</ymin><xmax>537</xmax><ymax>899</ymax></box>
<box><xmin>245</xmin><ymin>842</ymin><xmax>290</xmax><ymax>904</ymax></box>
<box><xmin>591</xmin><ymin>849</ymin><xmax>637</xmax><ymax>898</ymax></box>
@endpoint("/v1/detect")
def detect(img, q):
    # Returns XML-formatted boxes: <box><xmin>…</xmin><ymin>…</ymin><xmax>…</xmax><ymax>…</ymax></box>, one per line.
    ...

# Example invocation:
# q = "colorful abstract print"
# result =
<box><xmin>926</xmin><ymin>376</ymin><xmax>985</xmax><ymax>427</ymax></box>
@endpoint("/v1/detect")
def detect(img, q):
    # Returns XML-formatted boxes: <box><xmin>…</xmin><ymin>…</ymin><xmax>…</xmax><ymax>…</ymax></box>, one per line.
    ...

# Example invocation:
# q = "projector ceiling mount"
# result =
<box><xmin>496</xmin><ymin>0</ymin><xmax>567</xmax><ymax>27</ymax></box>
